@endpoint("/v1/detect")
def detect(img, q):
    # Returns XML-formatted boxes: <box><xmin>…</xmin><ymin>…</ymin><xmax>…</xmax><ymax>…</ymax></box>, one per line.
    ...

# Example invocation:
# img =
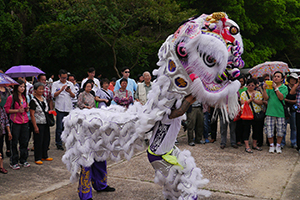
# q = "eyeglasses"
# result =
<box><xmin>124</xmin><ymin>71</ymin><xmax>130</xmax><ymax>73</ymax></box>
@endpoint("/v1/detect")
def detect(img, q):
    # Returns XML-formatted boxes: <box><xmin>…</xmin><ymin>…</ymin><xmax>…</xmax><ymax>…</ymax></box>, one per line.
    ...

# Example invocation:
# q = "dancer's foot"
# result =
<box><xmin>97</xmin><ymin>185</ymin><xmax>115</xmax><ymax>192</ymax></box>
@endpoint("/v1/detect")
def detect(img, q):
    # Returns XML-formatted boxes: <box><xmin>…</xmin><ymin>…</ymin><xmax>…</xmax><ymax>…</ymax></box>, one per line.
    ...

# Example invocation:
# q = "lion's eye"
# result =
<box><xmin>203</xmin><ymin>53</ymin><xmax>216</xmax><ymax>67</ymax></box>
<box><xmin>229</xmin><ymin>26</ymin><xmax>239</xmax><ymax>35</ymax></box>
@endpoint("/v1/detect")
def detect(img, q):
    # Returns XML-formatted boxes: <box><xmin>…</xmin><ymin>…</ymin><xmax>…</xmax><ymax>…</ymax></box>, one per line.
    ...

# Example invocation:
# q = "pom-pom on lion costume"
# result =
<box><xmin>62</xmin><ymin>12</ymin><xmax>244</xmax><ymax>199</ymax></box>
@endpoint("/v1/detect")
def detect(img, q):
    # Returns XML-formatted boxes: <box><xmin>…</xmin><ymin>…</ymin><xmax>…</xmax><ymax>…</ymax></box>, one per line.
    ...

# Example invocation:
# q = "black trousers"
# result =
<box><xmin>11</xmin><ymin>123</ymin><xmax>29</xmax><ymax>165</ymax></box>
<box><xmin>34</xmin><ymin>124</ymin><xmax>50</xmax><ymax>161</ymax></box>
<box><xmin>235</xmin><ymin>119</ymin><xmax>244</xmax><ymax>143</ymax></box>
<box><xmin>243</xmin><ymin>119</ymin><xmax>264</xmax><ymax>141</ymax></box>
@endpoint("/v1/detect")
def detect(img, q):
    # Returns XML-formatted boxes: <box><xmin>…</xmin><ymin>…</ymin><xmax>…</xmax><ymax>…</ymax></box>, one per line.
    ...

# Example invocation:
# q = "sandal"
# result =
<box><xmin>245</xmin><ymin>148</ymin><xmax>253</xmax><ymax>153</ymax></box>
<box><xmin>252</xmin><ymin>146</ymin><xmax>262</xmax><ymax>151</ymax></box>
<box><xmin>0</xmin><ymin>167</ymin><xmax>8</xmax><ymax>174</ymax></box>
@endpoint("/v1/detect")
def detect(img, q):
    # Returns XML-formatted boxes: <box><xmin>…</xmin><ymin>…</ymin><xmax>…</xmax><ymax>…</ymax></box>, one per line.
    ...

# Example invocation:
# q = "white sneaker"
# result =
<box><xmin>276</xmin><ymin>146</ymin><xmax>282</xmax><ymax>154</ymax></box>
<box><xmin>269</xmin><ymin>146</ymin><xmax>275</xmax><ymax>153</ymax></box>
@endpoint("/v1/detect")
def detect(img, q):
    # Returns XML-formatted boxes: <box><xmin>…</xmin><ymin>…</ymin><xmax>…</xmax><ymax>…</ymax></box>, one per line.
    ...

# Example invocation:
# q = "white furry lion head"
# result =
<box><xmin>156</xmin><ymin>12</ymin><xmax>244</xmax><ymax>120</ymax></box>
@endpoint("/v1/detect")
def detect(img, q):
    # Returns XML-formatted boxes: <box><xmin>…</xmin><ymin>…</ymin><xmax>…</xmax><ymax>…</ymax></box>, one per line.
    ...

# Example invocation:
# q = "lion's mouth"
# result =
<box><xmin>201</xmin><ymin>80</ymin><xmax>229</xmax><ymax>92</ymax></box>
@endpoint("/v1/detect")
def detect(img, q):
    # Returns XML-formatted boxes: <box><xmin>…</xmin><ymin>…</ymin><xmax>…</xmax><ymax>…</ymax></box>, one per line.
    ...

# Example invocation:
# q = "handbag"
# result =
<box><xmin>246</xmin><ymin>91</ymin><xmax>265</xmax><ymax>121</ymax></box>
<box><xmin>280</xmin><ymin>100</ymin><xmax>291</xmax><ymax>119</ymax></box>
<box><xmin>34</xmin><ymin>97</ymin><xmax>55</xmax><ymax>127</ymax></box>
<box><xmin>240</xmin><ymin>101</ymin><xmax>254</xmax><ymax>120</ymax></box>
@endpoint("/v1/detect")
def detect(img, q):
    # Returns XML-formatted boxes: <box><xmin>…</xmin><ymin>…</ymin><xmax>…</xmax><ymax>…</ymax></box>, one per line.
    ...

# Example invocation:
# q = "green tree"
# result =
<box><xmin>35</xmin><ymin>0</ymin><xmax>195</xmax><ymax>78</ymax></box>
<box><xmin>0</xmin><ymin>0</ymin><xmax>23</xmax><ymax>68</ymax></box>
<box><xmin>177</xmin><ymin>0</ymin><xmax>300</xmax><ymax>68</ymax></box>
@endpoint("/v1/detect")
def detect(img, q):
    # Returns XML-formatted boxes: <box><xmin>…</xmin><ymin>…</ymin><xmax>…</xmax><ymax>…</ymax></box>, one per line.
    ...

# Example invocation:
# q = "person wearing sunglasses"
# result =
<box><xmin>240</xmin><ymin>78</ymin><xmax>264</xmax><ymax>153</ymax></box>
<box><xmin>114</xmin><ymin>67</ymin><xmax>137</xmax><ymax>98</ymax></box>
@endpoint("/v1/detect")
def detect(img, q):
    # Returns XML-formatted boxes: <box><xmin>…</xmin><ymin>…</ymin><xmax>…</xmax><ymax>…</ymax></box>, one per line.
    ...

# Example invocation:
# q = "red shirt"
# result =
<box><xmin>4</xmin><ymin>95</ymin><xmax>29</xmax><ymax>124</ymax></box>
<box><xmin>108</xmin><ymin>83</ymin><xmax>115</xmax><ymax>92</ymax></box>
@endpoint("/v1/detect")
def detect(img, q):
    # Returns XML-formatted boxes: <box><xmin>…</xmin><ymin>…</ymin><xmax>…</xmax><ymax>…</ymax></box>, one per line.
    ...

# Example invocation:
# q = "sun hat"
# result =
<box><xmin>287</xmin><ymin>73</ymin><xmax>299</xmax><ymax>83</ymax></box>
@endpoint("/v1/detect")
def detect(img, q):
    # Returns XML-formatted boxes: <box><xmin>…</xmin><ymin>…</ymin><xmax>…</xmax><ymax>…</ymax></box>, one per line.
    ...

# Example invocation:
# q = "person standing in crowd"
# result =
<box><xmin>0</xmin><ymin>77</ymin><xmax>12</xmax><ymax>158</ymax></box>
<box><xmin>186</xmin><ymin>101</ymin><xmax>205</xmax><ymax>146</ymax></box>
<box><xmin>289</xmin><ymin>75</ymin><xmax>300</xmax><ymax>154</ymax></box>
<box><xmin>4</xmin><ymin>79</ymin><xmax>30</xmax><ymax>169</ymax></box>
<box><xmin>210</xmin><ymin>107</ymin><xmax>219</xmax><ymax>143</ymax></box>
<box><xmin>29</xmin><ymin>74</ymin><xmax>53</xmax><ymax>110</ymax></box>
<box><xmin>114</xmin><ymin>67</ymin><xmax>137</xmax><ymax>96</ymax></box>
<box><xmin>77</xmin><ymin>81</ymin><xmax>95</xmax><ymax>109</ymax></box>
<box><xmin>114</xmin><ymin>78</ymin><xmax>133</xmax><ymax>108</ymax></box>
<box><xmin>97</xmin><ymin>73</ymin><xmax>102</xmax><ymax>83</ymax></box>
<box><xmin>77</xmin><ymin>83</ymin><xmax>115</xmax><ymax>200</ymax></box>
<box><xmin>236</xmin><ymin>75</ymin><xmax>247</xmax><ymax>146</ymax></box>
<box><xmin>81</xmin><ymin>67</ymin><xmax>101</xmax><ymax>94</ymax></box>
<box><xmin>219</xmin><ymin>115</ymin><xmax>238</xmax><ymax>149</ymax></box>
<box><xmin>0</xmin><ymin>97</ymin><xmax>11</xmax><ymax>173</ymax></box>
<box><xmin>68</xmin><ymin>74</ymin><xmax>80</xmax><ymax>109</ymax></box>
<box><xmin>108</xmin><ymin>77</ymin><xmax>116</xmax><ymax>92</ymax></box>
<box><xmin>256</xmin><ymin>74</ymin><xmax>271</xmax><ymax>147</ymax></box>
<box><xmin>95</xmin><ymin>78</ymin><xmax>114</xmax><ymax>108</ymax></box>
<box><xmin>30</xmin><ymin>83</ymin><xmax>53</xmax><ymax>165</ymax></box>
<box><xmin>240</xmin><ymin>78</ymin><xmax>263</xmax><ymax>153</ymax></box>
<box><xmin>48</xmin><ymin>75</ymin><xmax>54</xmax><ymax>84</ymax></box>
<box><xmin>262</xmin><ymin>71</ymin><xmax>288</xmax><ymax>154</ymax></box>
<box><xmin>136</xmin><ymin>74</ymin><xmax>144</xmax><ymax>83</ymax></box>
<box><xmin>51</xmin><ymin>69</ymin><xmax>75</xmax><ymax>150</ymax></box>
<box><xmin>135</xmin><ymin>71</ymin><xmax>152</xmax><ymax>105</ymax></box>
<box><xmin>202</xmin><ymin>104</ymin><xmax>210</xmax><ymax>143</ymax></box>
<box><xmin>281</xmin><ymin>73</ymin><xmax>298</xmax><ymax>149</ymax></box>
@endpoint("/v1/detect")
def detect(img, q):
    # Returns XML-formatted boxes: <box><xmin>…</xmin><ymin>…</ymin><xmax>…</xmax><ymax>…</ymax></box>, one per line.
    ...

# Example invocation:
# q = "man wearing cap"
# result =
<box><xmin>281</xmin><ymin>73</ymin><xmax>298</xmax><ymax>149</ymax></box>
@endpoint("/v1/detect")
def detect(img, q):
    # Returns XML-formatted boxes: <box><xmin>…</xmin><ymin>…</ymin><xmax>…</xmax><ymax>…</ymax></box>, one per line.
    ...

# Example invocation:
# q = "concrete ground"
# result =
<box><xmin>1</xmin><ymin>124</ymin><xmax>299</xmax><ymax>200</ymax></box>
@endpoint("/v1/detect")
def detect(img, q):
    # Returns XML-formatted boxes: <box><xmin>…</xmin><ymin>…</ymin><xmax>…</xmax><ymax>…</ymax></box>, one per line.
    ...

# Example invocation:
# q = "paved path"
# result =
<box><xmin>1</xmin><ymin>125</ymin><xmax>299</xmax><ymax>200</ymax></box>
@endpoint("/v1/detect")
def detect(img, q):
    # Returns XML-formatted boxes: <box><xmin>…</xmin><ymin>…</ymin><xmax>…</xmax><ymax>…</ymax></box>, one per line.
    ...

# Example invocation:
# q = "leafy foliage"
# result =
<box><xmin>1</xmin><ymin>0</ymin><xmax>300</xmax><ymax>80</ymax></box>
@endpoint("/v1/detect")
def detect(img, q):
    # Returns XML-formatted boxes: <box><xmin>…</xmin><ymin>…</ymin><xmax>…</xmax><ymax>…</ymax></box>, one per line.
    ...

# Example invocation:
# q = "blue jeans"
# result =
<box><xmin>281</xmin><ymin>111</ymin><xmax>297</xmax><ymax>147</ymax></box>
<box><xmin>55</xmin><ymin>110</ymin><xmax>69</xmax><ymax>146</ymax></box>
<box><xmin>203</xmin><ymin>112</ymin><xmax>210</xmax><ymax>139</ymax></box>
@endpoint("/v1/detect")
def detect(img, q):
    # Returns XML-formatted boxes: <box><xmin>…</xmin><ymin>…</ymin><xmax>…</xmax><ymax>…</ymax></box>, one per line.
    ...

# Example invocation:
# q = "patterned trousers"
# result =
<box><xmin>78</xmin><ymin>161</ymin><xmax>108</xmax><ymax>200</ymax></box>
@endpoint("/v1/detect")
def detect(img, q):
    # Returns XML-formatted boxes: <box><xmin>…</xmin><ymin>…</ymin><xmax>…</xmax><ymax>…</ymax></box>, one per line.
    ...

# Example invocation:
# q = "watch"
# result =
<box><xmin>274</xmin><ymin>88</ymin><xmax>279</xmax><ymax>92</ymax></box>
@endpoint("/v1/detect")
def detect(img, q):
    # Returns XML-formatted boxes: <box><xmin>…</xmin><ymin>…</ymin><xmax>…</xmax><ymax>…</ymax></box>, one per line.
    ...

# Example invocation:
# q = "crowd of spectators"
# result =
<box><xmin>183</xmin><ymin>71</ymin><xmax>300</xmax><ymax>156</ymax></box>
<box><xmin>1</xmin><ymin>67</ymin><xmax>300</xmax><ymax>179</ymax></box>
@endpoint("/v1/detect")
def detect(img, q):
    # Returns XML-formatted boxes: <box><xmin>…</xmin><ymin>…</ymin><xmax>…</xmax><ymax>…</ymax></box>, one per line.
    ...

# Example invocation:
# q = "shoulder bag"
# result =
<box><xmin>34</xmin><ymin>97</ymin><xmax>55</xmax><ymax>126</ymax></box>
<box><xmin>279</xmin><ymin>100</ymin><xmax>290</xmax><ymax>119</ymax></box>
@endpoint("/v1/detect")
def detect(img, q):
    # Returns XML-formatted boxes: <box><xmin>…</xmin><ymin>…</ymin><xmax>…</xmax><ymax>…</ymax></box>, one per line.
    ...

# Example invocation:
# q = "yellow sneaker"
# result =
<box><xmin>42</xmin><ymin>158</ymin><xmax>53</xmax><ymax>161</ymax></box>
<box><xmin>35</xmin><ymin>160</ymin><xmax>43</xmax><ymax>165</ymax></box>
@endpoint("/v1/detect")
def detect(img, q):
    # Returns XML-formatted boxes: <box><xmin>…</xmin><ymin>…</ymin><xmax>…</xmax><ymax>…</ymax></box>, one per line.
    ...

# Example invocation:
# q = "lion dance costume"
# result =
<box><xmin>62</xmin><ymin>12</ymin><xmax>244</xmax><ymax>200</ymax></box>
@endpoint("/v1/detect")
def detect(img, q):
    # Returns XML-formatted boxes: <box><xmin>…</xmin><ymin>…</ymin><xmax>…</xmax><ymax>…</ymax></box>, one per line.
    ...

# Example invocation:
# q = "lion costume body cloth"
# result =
<box><xmin>62</xmin><ymin>12</ymin><xmax>244</xmax><ymax>200</ymax></box>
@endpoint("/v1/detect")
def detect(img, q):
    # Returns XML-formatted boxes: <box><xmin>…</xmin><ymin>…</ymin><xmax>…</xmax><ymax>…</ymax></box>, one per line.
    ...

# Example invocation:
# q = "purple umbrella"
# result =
<box><xmin>0</xmin><ymin>73</ymin><xmax>19</xmax><ymax>87</ymax></box>
<box><xmin>5</xmin><ymin>65</ymin><xmax>45</xmax><ymax>78</ymax></box>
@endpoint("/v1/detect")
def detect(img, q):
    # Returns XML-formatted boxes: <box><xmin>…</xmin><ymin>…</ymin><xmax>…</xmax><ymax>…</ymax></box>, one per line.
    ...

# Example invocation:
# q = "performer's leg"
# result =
<box><xmin>187</xmin><ymin>108</ymin><xmax>196</xmax><ymax>144</ymax></box>
<box><xmin>91</xmin><ymin>161</ymin><xmax>108</xmax><ymax>191</ymax></box>
<box><xmin>78</xmin><ymin>166</ymin><xmax>93</xmax><ymax>200</ymax></box>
